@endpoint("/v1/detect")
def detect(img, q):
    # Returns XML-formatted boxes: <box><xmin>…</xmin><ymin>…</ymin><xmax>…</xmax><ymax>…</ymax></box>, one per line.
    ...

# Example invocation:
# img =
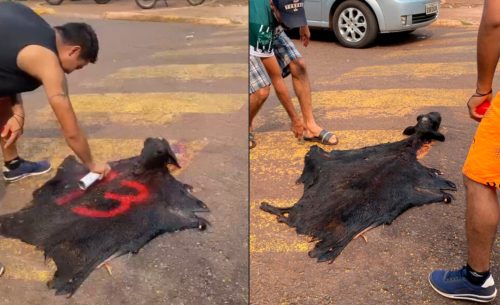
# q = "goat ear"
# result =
<box><xmin>403</xmin><ymin>126</ymin><xmax>416</xmax><ymax>135</ymax></box>
<box><xmin>164</xmin><ymin>143</ymin><xmax>181</xmax><ymax>168</ymax></box>
<box><xmin>431</xmin><ymin>131</ymin><xmax>445</xmax><ymax>142</ymax></box>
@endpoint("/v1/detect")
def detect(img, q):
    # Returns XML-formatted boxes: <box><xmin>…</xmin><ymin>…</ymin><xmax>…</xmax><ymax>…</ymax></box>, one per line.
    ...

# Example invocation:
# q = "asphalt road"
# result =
<box><xmin>0</xmin><ymin>17</ymin><xmax>248</xmax><ymax>305</ymax></box>
<box><xmin>250</xmin><ymin>25</ymin><xmax>500</xmax><ymax>305</ymax></box>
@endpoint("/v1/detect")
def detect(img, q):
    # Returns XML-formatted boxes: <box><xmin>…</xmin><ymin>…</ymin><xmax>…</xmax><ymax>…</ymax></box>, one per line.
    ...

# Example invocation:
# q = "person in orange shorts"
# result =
<box><xmin>429</xmin><ymin>1</ymin><xmax>500</xmax><ymax>302</ymax></box>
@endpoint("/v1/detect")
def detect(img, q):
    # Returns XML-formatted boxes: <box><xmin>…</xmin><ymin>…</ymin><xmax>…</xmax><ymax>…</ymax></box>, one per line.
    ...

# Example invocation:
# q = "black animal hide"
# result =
<box><xmin>260</xmin><ymin>112</ymin><xmax>456</xmax><ymax>263</ymax></box>
<box><xmin>0</xmin><ymin>138</ymin><xmax>208</xmax><ymax>296</ymax></box>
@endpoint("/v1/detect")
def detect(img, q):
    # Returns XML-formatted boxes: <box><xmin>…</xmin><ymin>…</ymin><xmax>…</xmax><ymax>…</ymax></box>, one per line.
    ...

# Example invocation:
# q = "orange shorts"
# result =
<box><xmin>463</xmin><ymin>93</ymin><xmax>500</xmax><ymax>188</ymax></box>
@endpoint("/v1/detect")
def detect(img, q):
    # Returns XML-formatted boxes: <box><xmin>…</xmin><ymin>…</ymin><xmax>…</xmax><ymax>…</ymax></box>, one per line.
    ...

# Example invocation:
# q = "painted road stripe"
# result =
<box><xmin>189</xmin><ymin>36</ymin><xmax>247</xmax><ymax>46</ymax></box>
<box><xmin>250</xmin><ymin>234</ymin><xmax>310</xmax><ymax>253</ymax></box>
<box><xmin>319</xmin><ymin>62</ymin><xmax>500</xmax><ymax>85</ymax></box>
<box><xmin>209</xmin><ymin>29</ymin><xmax>247</xmax><ymax>37</ymax></box>
<box><xmin>17</xmin><ymin>138</ymin><xmax>207</xmax><ymax>176</ymax></box>
<box><xmin>383</xmin><ymin>45</ymin><xmax>475</xmax><ymax>58</ymax></box>
<box><xmin>328</xmin><ymin>62</ymin><xmax>477</xmax><ymax>83</ymax></box>
<box><xmin>36</xmin><ymin>92</ymin><xmax>245</xmax><ymax>125</ymax></box>
<box><xmin>0</xmin><ymin>239</ymin><xmax>55</xmax><ymax>282</ymax></box>
<box><xmin>440</xmin><ymin>30</ymin><xmax>477</xmax><ymax>37</ymax></box>
<box><xmin>251</xmin><ymin>130</ymin><xmax>406</xmax><ymax>181</ymax></box>
<box><xmin>272</xmin><ymin>88</ymin><xmax>472</xmax><ymax>119</ymax></box>
<box><xmin>434</xmin><ymin>36</ymin><xmax>476</xmax><ymax>45</ymax></box>
<box><xmin>250</xmin><ymin>198</ymin><xmax>310</xmax><ymax>254</ymax></box>
<box><xmin>152</xmin><ymin>45</ymin><xmax>247</xmax><ymax>59</ymax></box>
<box><xmin>86</xmin><ymin>64</ymin><xmax>247</xmax><ymax>86</ymax></box>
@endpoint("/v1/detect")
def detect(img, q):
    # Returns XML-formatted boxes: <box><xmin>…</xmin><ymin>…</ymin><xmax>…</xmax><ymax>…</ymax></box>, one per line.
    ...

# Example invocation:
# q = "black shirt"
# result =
<box><xmin>0</xmin><ymin>2</ymin><xmax>58</xmax><ymax>96</ymax></box>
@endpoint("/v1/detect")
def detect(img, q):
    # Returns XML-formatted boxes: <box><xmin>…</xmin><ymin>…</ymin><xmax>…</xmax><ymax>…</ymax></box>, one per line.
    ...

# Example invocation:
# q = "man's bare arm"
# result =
<box><xmin>476</xmin><ymin>0</ymin><xmax>500</xmax><ymax>93</ymax></box>
<box><xmin>17</xmin><ymin>45</ymin><xmax>96</xmax><ymax>168</ymax></box>
<box><xmin>466</xmin><ymin>0</ymin><xmax>500</xmax><ymax>121</ymax></box>
<box><xmin>1</xmin><ymin>94</ymin><xmax>25</xmax><ymax>148</ymax></box>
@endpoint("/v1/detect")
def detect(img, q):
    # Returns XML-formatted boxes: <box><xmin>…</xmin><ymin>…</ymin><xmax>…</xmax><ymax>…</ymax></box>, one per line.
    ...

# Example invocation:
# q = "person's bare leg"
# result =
<box><xmin>289</xmin><ymin>58</ymin><xmax>337</xmax><ymax>144</ymax></box>
<box><xmin>464</xmin><ymin>175</ymin><xmax>499</xmax><ymax>272</ymax></box>
<box><xmin>261</xmin><ymin>56</ymin><xmax>304</xmax><ymax>138</ymax></box>
<box><xmin>249</xmin><ymin>86</ymin><xmax>270</xmax><ymax>131</ymax></box>
<box><xmin>0</xmin><ymin>97</ymin><xmax>19</xmax><ymax>162</ymax></box>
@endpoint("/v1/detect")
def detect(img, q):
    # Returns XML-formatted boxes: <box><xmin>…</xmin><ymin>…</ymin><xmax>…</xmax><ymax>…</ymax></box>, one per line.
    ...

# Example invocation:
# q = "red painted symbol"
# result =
<box><xmin>55</xmin><ymin>170</ymin><xmax>150</xmax><ymax>218</ymax></box>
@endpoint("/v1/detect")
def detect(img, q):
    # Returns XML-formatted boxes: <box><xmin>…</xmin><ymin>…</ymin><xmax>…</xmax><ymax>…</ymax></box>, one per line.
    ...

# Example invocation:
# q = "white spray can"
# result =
<box><xmin>78</xmin><ymin>172</ymin><xmax>103</xmax><ymax>190</ymax></box>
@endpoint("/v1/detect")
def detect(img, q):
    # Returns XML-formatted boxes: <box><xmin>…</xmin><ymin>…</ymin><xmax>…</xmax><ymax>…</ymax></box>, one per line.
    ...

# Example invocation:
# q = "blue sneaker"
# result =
<box><xmin>429</xmin><ymin>267</ymin><xmax>497</xmax><ymax>303</ymax></box>
<box><xmin>2</xmin><ymin>158</ymin><xmax>51</xmax><ymax>182</ymax></box>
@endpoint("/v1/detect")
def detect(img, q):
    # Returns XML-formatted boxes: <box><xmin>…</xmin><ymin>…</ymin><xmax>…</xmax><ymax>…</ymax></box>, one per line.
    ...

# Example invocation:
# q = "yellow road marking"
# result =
<box><xmin>210</xmin><ymin>29</ymin><xmax>246</xmax><ymax>37</ymax></box>
<box><xmin>318</xmin><ymin>62</ymin><xmax>496</xmax><ymax>85</ymax></box>
<box><xmin>266</xmin><ymin>88</ymin><xmax>473</xmax><ymax>119</ymax></box>
<box><xmin>17</xmin><ymin>138</ymin><xmax>207</xmax><ymax>176</ymax></box>
<box><xmin>335</xmin><ymin>62</ymin><xmax>476</xmax><ymax>80</ymax></box>
<box><xmin>383</xmin><ymin>45</ymin><xmax>475</xmax><ymax>58</ymax></box>
<box><xmin>435</xmin><ymin>36</ymin><xmax>476</xmax><ymax>44</ymax></box>
<box><xmin>251</xmin><ymin>199</ymin><xmax>310</xmax><ymax>253</ymax></box>
<box><xmin>250</xmin><ymin>234</ymin><xmax>310</xmax><ymax>253</ymax></box>
<box><xmin>0</xmin><ymin>239</ymin><xmax>55</xmax><ymax>282</ymax></box>
<box><xmin>251</xmin><ymin>199</ymin><xmax>298</xmax><ymax>232</ymax></box>
<box><xmin>32</xmin><ymin>4</ymin><xmax>55</xmax><ymax>15</ymax></box>
<box><xmin>152</xmin><ymin>45</ymin><xmax>246</xmax><ymax>58</ymax></box>
<box><xmin>153</xmin><ymin>46</ymin><xmax>248</xmax><ymax>58</ymax></box>
<box><xmin>104</xmin><ymin>63</ymin><xmax>247</xmax><ymax>81</ymax></box>
<box><xmin>36</xmin><ymin>92</ymin><xmax>245</xmax><ymax>125</ymax></box>
<box><xmin>440</xmin><ymin>30</ymin><xmax>477</xmax><ymax>37</ymax></box>
<box><xmin>190</xmin><ymin>36</ymin><xmax>247</xmax><ymax>45</ymax></box>
<box><xmin>251</xmin><ymin>130</ymin><xmax>406</xmax><ymax>178</ymax></box>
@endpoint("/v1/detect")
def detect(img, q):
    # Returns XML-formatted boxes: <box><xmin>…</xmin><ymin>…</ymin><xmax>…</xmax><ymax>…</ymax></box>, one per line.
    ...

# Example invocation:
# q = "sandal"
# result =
<box><xmin>249</xmin><ymin>132</ymin><xmax>256</xmax><ymax>149</ymax></box>
<box><xmin>303</xmin><ymin>129</ymin><xmax>338</xmax><ymax>145</ymax></box>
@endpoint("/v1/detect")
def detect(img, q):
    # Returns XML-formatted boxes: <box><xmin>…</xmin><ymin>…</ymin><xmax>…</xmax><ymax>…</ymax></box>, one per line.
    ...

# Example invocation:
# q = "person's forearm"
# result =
<box><xmin>48</xmin><ymin>94</ymin><xmax>94</xmax><ymax>167</ymax></box>
<box><xmin>63</xmin><ymin>129</ymin><xmax>94</xmax><ymax>167</ymax></box>
<box><xmin>10</xmin><ymin>94</ymin><xmax>24</xmax><ymax>115</ymax></box>
<box><xmin>476</xmin><ymin>0</ymin><xmax>500</xmax><ymax>93</ymax></box>
<box><xmin>272</xmin><ymin>77</ymin><xmax>301</xmax><ymax>121</ymax></box>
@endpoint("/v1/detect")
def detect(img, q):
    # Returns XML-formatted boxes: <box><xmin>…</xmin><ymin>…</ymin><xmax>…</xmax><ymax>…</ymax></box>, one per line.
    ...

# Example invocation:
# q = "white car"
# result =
<box><xmin>305</xmin><ymin>0</ymin><xmax>439</xmax><ymax>48</ymax></box>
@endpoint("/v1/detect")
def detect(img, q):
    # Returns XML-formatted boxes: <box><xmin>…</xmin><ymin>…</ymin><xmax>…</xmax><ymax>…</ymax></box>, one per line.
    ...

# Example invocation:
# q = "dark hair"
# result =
<box><xmin>54</xmin><ymin>23</ymin><xmax>99</xmax><ymax>63</ymax></box>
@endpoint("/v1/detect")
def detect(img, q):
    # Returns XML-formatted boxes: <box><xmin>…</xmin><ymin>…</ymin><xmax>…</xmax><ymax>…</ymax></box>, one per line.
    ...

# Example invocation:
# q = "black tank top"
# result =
<box><xmin>0</xmin><ymin>3</ymin><xmax>58</xmax><ymax>96</ymax></box>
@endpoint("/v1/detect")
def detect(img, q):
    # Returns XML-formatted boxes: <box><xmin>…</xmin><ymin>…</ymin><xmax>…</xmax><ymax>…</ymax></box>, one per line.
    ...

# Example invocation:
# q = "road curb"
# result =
<box><xmin>103</xmin><ymin>11</ymin><xmax>244</xmax><ymax>26</ymax></box>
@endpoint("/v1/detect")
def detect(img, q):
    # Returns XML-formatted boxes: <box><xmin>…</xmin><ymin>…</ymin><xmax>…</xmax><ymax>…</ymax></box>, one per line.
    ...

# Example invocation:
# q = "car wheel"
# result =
<box><xmin>45</xmin><ymin>0</ymin><xmax>64</xmax><ymax>5</ymax></box>
<box><xmin>332</xmin><ymin>0</ymin><xmax>378</xmax><ymax>48</ymax></box>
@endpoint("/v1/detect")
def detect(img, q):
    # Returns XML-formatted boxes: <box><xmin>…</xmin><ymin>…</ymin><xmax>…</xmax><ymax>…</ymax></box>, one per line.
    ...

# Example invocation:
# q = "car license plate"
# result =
<box><xmin>425</xmin><ymin>2</ymin><xmax>438</xmax><ymax>15</ymax></box>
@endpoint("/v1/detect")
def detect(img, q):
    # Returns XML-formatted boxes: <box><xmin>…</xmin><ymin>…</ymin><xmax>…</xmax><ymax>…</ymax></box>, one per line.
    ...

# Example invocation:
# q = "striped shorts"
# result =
<box><xmin>249</xmin><ymin>55</ymin><xmax>271</xmax><ymax>94</ymax></box>
<box><xmin>273</xmin><ymin>31</ymin><xmax>302</xmax><ymax>78</ymax></box>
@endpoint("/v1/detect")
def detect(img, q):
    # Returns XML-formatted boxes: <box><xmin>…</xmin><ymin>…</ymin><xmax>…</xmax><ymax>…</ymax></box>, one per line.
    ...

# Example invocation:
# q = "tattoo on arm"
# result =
<box><xmin>49</xmin><ymin>78</ymin><xmax>69</xmax><ymax>101</ymax></box>
<box><xmin>49</xmin><ymin>93</ymin><xmax>68</xmax><ymax>101</ymax></box>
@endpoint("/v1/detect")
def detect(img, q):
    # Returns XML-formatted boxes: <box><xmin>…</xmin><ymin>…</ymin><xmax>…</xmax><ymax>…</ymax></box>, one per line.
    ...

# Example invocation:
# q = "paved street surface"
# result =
<box><xmin>0</xmin><ymin>16</ymin><xmax>247</xmax><ymax>305</ymax></box>
<box><xmin>250</xmin><ymin>25</ymin><xmax>500</xmax><ymax>304</ymax></box>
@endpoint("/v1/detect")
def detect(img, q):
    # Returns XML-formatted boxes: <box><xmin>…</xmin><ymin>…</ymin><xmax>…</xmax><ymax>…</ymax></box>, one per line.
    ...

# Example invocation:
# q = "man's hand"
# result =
<box><xmin>291</xmin><ymin>117</ymin><xmax>305</xmax><ymax>138</ymax></box>
<box><xmin>87</xmin><ymin>161</ymin><xmax>111</xmax><ymax>178</ymax></box>
<box><xmin>467</xmin><ymin>91</ymin><xmax>492</xmax><ymax>122</ymax></box>
<box><xmin>299</xmin><ymin>25</ymin><xmax>311</xmax><ymax>47</ymax></box>
<box><xmin>1</xmin><ymin>114</ymin><xmax>24</xmax><ymax>148</ymax></box>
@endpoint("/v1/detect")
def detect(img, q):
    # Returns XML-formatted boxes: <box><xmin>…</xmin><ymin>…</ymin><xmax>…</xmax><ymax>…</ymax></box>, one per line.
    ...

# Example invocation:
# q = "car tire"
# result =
<box><xmin>332</xmin><ymin>0</ymin><xmax>378</xmax><ymax>48</ymax></box>
<box><xmin>45</xmin><ymin>0</ymin><xmax>64</xmax><ymax>5</ymax></box>
<box><xmin>135</xmin><ymin>0</ymin><xmax>156</xmax><ymax>9</ymax></box>
<box><xmin>186</xmin><ymin>0</ymin><xmax>205</xmax><ymax>6</ymax></box>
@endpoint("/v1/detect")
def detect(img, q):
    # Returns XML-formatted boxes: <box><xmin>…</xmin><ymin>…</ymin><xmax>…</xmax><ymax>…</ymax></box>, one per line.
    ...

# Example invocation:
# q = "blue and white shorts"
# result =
<box><xmin>273</xmin><ymin>30</ymin><xmax>302</xmax><ymax>78</ymax></box>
